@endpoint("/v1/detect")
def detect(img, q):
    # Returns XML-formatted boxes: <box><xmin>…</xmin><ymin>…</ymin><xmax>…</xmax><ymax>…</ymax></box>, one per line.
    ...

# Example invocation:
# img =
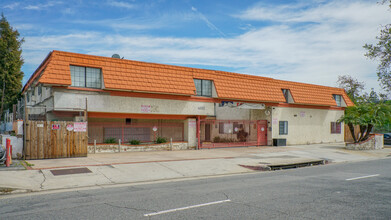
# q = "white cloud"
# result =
<box><xmin>107</xmin><ymin>1</ymin><xmax>136</xmax><ymax>9</ymax></box>
<box><xmin>24</xmin><ymin>1</ymin><xmax>61</xmax><ymax>10</ymax></box>
<box><xmin>21</xmin><ymin>0</ymin><xmax>391</xmax><ymax>94</ymax></box>
<box><xmin>191</xmin><ymin>6</ymin><xmax>226</xmax><ymax>38</ymax></box>
<box><xmin>3</xmin><ymin>2</ymin><xmax>19</xmax><ymax>10</ymax></box>
<box><xmin>62</xmin><ymin>8</ymin><xmax>75</xmax><ymax>15</ymax></box>
<box><xmin>72</xmin><ymin>17</ymin><xmax>164</xmax><ymax>30</ymax></box>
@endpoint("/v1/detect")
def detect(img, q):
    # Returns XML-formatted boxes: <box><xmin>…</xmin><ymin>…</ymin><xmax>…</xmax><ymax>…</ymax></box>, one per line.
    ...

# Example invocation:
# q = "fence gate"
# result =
<box><xmin>344</xmin><ymin>124</ymin><xmax>360</xmax><ymax>143</ymax></box>
<box><xmin>199</xmin><ymin>119</ymin><xmax>266</xmax><ymax>149</ymax></box>
<box><xmin>25</xmin><ymin>121</ymin><xmax>88</xmax><ymax>159</ymax></box>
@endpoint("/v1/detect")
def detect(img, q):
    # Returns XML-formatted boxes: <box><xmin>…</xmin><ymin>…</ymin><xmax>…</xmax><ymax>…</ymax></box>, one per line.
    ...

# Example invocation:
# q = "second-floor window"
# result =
<box><xmin>333</xmin><ymin>94</ymin><xmax>342</xmax><ymax>107</ymax></box>
<box><xmin>194</xmin><ymin>79</ymin><xmax>212</xmax><ymax>97</ymax></box>
<box><xmin>70</xmin><ymin>65</ymin><xmax>101</xmax><ymax>88</ymax></box>
<box><xmin>282</xmin><ymin>89</ymin><xmax>293</xmax><ymax>103</ymax></box>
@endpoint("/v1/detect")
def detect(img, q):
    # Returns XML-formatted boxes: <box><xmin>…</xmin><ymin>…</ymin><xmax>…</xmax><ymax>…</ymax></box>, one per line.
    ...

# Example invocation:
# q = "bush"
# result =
<box><xmin>213</xmin><ymin>137</ymin><xmax>236</xmax><ymax>143</ymax></box>
<box><xmin>129</xmin><ymin>139</ymin><xmax>141</xmax><ymax>145</ymax></box>
<box><xmin>213</xmin><ymin>136</ymin><xmax>221</xmax><ymax>143</ymax></box>
<box><xmin>155</xmin><ymin>137</ymin><xmax>167</xmax><ymax>144</ymax></box>
<box><xmin>104</xmin><ymin>137</ymin><xmax>117</xmax><ymax>144</ymax></box>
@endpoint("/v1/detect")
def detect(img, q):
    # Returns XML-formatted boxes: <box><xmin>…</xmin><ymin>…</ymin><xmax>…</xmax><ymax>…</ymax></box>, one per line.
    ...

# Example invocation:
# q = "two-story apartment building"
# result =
<box><xmin>22</xmin><ymin>50</ymin><xmax>353</xmax><ymax>149</ymax></box>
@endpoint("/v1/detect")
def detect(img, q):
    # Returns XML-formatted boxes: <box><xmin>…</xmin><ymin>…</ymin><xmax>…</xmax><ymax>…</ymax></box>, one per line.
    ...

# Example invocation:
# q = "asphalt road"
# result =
<box><xmin>1</xmin><ymin>158</ymin><xmax>391</xmax><ymax>220</ymax></box>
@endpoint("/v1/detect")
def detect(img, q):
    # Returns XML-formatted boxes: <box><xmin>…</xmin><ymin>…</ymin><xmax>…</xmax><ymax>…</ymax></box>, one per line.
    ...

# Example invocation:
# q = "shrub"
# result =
<box><xmin>129</xmin><ymin>139</ymin><xmax>141</xmax><ymax>145</ymax></box>
<box><xmin>155</xmin><ymin>137</ymin><xmax>167</xmax><ymax>144</ymax></box>
<box><xmin>212</xmin><ymin>137</ymin><xmax>236</xmax><ymax>143</ymax></box>
<box><xmin>213</xmin><ymin>136</ymin><xmax>221</xmax><ymax>143</ymax></box>
<box><xmin>104</xmin><ymin>137</ymin><xmax>117</xmax><ymax>144</ymax></box>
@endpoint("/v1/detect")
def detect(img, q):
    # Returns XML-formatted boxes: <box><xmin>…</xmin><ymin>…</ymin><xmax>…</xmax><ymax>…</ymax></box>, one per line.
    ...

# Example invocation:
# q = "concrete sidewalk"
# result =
<box><xmin>1</xmin><ymin>143</ymin><xmax>391</xmax><ymax>195</ymax></box>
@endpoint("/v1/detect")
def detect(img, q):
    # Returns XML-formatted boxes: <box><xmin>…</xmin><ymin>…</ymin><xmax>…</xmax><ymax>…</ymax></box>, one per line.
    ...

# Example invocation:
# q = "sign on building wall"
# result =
<box><xmin>141</xmin><ymin>105</ymin><xmax>151</xmax><ymax>113</ymax></box>
<box><xmin>220</xmin><ymin>101</ymin><xmax>265</xmax><ymax>109</ymax></box>
<box><xmin>74</xmin><ymin>122</ymin><xmax>87</xmax><ymax>132</ymax></box>
<box><xmin>141</xmin><ymin>104</ymin><xmax>159</xmax><ymax>113</ymax></box>
<box><xmin>189</xmin><ymin>121</ymin><xmax>196</xmax><ymax>128</ymax></box>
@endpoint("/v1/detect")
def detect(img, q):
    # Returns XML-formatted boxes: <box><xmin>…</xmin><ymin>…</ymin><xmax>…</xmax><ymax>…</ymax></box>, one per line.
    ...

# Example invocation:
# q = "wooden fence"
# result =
<box><xmin>344</xmin><ymin>124</ymin><xmax>360</xmax><ymax>143</ymax></box>
<box><xmin>25</xmin><ymin>121</ymin><xmax>88</xmax><ymax>159</ymax></box>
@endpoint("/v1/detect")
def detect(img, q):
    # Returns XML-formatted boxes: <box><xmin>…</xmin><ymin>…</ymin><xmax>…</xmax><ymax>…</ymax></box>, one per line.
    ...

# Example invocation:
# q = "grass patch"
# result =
<box><xmin>129</xmin><ymin>139</ymin><xmax>141</xmax><ymax>145</ymax></box>
<box><xmin>155</xmin><ymin>137</ymin><xmax>167</xmax><ymax>144</ymax></box>
<box><xmin>104</xmin><ymin>137</ymin><xmax>117</xmax><ymax>144</ymax></box>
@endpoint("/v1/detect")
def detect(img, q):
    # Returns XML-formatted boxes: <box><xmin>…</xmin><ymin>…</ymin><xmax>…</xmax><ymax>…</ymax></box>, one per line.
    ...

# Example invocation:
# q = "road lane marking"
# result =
<box><xmin>144</xmin><ymin>199</ymin><xmax>231</xmax><ymax>217</ymax></box>
<box><xmin>346</xmin><ymin>174</ymin><xmax>380</xmax><ymax>181</ymax></box>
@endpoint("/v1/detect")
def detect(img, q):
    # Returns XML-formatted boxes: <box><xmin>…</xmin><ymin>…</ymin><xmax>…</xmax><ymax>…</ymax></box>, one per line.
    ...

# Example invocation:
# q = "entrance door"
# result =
<box><xmin>258</xmin><ymin>121</ymin><xmax>267</xmax><ymax>145</ymax></box>
<box><xmin>205</xmin><ymin>124</ymin><xmax>211</xmax><ymax>141</ymax></box>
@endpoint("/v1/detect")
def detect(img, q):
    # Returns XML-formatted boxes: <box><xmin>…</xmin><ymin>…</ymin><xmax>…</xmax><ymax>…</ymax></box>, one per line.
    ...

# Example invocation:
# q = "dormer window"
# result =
<box><xmin>38</xmin><ymin>86</ymin><xmax>42</xmax><ymax>95</ymax></box>
<box><xmin>333</xmin><ymin>94</ymin><xmax>342</xmax><ymax>107</ymax></box>
<box><xmin>194</xmin><ymin>79</ymin><xmax>212</xmax><ymax>97</ymax></box>
<box><xmin>281</xmin><ymin>89</ymin><xmax>294</xmax><ymax>103</ymax></box>
<box><xmin>70</xmin><ymin>65</ymin><xmax>102</xmax><ymax>89</ymax></box>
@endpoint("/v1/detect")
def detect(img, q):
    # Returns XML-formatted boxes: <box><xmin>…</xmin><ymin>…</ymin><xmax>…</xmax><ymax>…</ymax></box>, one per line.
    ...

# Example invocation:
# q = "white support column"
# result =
<box><xmin>184</xmin><ymin>118</ymin><xmax>197</xmax><ymax>148</ymax></box>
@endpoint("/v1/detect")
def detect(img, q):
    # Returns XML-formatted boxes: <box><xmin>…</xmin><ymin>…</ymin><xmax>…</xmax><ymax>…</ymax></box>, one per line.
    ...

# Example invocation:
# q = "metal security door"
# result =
<box><xmin>258</xmin><ymin>120</ymin><xmax>267</xmax><ymax>146</ymax></box>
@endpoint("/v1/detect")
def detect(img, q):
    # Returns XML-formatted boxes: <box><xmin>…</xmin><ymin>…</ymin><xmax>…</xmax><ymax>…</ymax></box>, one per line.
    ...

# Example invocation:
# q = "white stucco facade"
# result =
<box><xmin>26</xmin><ymin>86</ymin><xmax>346</xmax><ymax>147</ymax></box>
<box><xmin>53</xmin><ymin>90</ymin><xmax>215</xmax><ymax>116</ymax></box>
<box><xmin>272</xmin><ymin>106</ymin><xmax>344</xmax><ymax>145</ymax></box>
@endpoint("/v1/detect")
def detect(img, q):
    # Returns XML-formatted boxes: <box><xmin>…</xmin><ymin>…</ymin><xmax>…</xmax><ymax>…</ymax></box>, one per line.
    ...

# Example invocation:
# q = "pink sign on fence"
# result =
<box><xmin>52</xmin><ymin>124</ymin><xmax>60</xmax><ymax>130</ymax></box>
<box><xmin>74</xmin><ymin>122</ymin><xmax>87</xmax><ymax>132</ymax></box>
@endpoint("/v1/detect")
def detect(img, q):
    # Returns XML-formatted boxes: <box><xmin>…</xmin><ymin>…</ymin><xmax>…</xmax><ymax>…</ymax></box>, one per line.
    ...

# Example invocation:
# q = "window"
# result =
<box><xmin>194</xmin><ymin>79</ymin><xmax>212</xmax><ymax>97</ymax></box>
<box><xmin>38</xmin><ymin>86</ymin><xmax>42</xmax><ymax>95</ymax></box>
<box><xmin>282</xmin><ymin>89</ymin><xmax>289</xmax><ymax>103</ymax></box>
<box><xmin>219</xmin><ymin>122</ymin><xmax>224</xmax><ymax>134</ymax></box>
<box><xmin>219</xmin><ymin>122</ymin><xmax>233</xmax><ymax>134</ymax></box>
<box><xmin>70</xmin><ymin>65</ymin><xmax>101</xmax><ymax>88</ymax></box>
<box><xmin>279</xmin><ymin>121</ymin><xmax>288</xmax><ymax>135</ymax></box>
<box><xmin>331</xmin><ymin>122</ymin><xmax>341</xmax><ymax>134</ymax></box>
<box><xmin>333</xmin><ymin>94</ymin><xmax>342</xmax><ymax>107</ymax></box>
<box><xmin>26</xmin><ymin>93</ymin><xmax>30</xmax><ymax>103</ymax></box>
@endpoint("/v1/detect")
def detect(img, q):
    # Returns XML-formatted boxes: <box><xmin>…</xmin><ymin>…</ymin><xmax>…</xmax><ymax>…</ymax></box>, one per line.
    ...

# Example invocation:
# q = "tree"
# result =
<box><xmin>339</xmin><ymin>102</ymin><xmax>391</xmax><ymax>143</ymax></box>
<box><xmin>0</xmin><ymin>14</ymin><xmax>24</xmax><ymax>121</ymax></box>
<box><xmin>336</xmin><ymin>75</ymin><xmax>365</xmax><ymax>103</ymax></box>
<box><xmin>363</xmin><ymin>1</ymin><xmax>391</xmax><ymax>93</ymax></box>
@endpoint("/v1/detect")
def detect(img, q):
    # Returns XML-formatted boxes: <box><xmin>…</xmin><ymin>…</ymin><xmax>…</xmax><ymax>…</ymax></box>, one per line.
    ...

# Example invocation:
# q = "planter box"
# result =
<box><xmin>345</xmin><ymin>134</ymin><xmax>384</xmax><ymax>150</ymax></box>
<box><xmin>88</xmin><ymin>142</ymin><xmax>191</xmax><ymax>153</ymax></box>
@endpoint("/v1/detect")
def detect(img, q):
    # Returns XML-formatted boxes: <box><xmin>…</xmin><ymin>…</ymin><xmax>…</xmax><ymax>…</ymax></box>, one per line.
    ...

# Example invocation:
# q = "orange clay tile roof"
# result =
<box><xmin>23</xmin><ymin>50</ymin><xmax>354</xmax><ymax>107</ymax></box>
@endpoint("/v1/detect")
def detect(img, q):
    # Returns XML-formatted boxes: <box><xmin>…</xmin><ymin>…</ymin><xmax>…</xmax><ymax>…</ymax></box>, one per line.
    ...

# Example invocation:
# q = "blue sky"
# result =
<box><xmin>2</xmin><ymin>0</ymin><xmax>391</xmax><ymax>93</ymax></box>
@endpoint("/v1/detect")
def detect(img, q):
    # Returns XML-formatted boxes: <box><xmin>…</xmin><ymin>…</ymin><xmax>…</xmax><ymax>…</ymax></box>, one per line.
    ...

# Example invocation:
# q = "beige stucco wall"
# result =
<box><xmin>272</xmin><ymin>106</ymin><xmax>344</xmax><ymax>145</ymax></box>
<box><xmin>53</xmin><ymin>90</ymin><xmax>214</xmax><ymax>116</ymax></box>
<box><xmin>184</xmin><ymin>118</ymin><xmax>197</xmax><ymax>148</ymax></box>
